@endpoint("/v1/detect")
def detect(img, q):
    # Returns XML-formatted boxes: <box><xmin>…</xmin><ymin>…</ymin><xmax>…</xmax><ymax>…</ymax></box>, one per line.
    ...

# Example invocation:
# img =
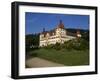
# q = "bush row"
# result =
<box><xmin>43</xmin><ymin>38</ymin><xmax>89</xmax><ymax>50</ymax></box>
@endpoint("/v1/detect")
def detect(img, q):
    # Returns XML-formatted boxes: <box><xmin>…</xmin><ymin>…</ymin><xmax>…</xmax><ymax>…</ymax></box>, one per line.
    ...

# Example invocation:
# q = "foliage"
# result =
<box><xmin>64</xmin><ymin>38</ymin><xmax>89</xmax><ymax>50</ymax></box>
<box><xmin>81</xmin><ymin>31</ymin><xmax>89</xmax><ymax>41</ymax></box>
<box><xmin>43</xmin><ymin>38</ymin><xmax>89</xmax><ymax>51</ymax></box>
<box><xmin>26</xmin><ymin>34</ymin><xmax>39</xmax><ymax>52</ymax></box>
<box><xmin>53</xmin><ymin>42</ymin><xmax>63</xmax><ymax>50</ymax></box>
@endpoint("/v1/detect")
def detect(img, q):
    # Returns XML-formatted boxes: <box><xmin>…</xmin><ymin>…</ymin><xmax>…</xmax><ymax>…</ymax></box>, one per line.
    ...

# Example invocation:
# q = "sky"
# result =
<box><xmin>25</xmin><ymin>12</ymin><xmax>89</xmax><ymax>34</ymax></box>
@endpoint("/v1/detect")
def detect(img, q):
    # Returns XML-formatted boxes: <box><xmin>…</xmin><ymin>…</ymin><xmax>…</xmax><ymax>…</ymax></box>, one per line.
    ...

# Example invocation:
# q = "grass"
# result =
<box><xmin>28</xmin><ymin>48</ymin><xmax>89</xmax><ymax>66</ymax></box>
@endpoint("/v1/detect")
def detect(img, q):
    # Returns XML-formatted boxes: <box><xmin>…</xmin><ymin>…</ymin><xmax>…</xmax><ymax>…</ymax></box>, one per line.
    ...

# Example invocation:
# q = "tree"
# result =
<box><xmin>26</xmin><ymin>34</ymin><xmax>39</xmax><ymax>52</ymax></box>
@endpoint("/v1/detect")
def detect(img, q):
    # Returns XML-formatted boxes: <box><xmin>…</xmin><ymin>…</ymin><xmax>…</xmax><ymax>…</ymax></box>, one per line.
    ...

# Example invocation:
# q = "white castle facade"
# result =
<box><xmin>39</xmin><ymin>20</ymin><xmax>81</xmax><ymax>47</ymax></box>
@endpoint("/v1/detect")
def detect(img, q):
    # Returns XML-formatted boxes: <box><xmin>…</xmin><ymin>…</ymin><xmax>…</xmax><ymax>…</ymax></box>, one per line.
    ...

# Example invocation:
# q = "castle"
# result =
<box><xmin>39</xmin><ymin>20</ymin><xmax>81</xmax><ymax>47</ymax></box>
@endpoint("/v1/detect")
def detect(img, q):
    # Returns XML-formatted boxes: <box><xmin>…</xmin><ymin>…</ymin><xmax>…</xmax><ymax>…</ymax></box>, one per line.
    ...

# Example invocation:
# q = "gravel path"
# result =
<box><xmin>26</xmin><ymin>57</ymin><xmax>64</xmax><ymax>68</ymax></box>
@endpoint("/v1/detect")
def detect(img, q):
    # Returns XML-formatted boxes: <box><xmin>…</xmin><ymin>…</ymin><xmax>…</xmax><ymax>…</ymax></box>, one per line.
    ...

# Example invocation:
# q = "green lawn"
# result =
<box><xmin>28</xmin><ymin>48</ymin><xmax>89</xmax><ymax>66</ymax></box>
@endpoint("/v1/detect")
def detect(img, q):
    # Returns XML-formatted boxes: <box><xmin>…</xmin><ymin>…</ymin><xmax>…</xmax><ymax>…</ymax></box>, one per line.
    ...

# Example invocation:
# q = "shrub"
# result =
<box><xmin>42</xmin><ymin>38</ymin><xmax>89</xmax><ymax>51</ymax></box>
<box><xmin>62</xmin><ymin>38</ymin><xmax>89</xmax><ymax>50</ymax></box>
<box><xmin>53</xmin><ymin>42</ymin><xmax>62</xmax><ymax>50</ymax></box>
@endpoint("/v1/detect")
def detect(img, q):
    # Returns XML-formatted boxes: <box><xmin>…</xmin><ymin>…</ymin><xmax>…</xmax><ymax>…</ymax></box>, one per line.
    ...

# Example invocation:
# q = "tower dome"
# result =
<box><xmin>58</xmin><ymin>20</ymin><xmax>64</xmax><ymax>28</ymax></box>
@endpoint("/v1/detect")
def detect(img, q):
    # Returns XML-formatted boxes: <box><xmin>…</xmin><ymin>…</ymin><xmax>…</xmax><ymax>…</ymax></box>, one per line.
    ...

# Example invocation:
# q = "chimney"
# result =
<box><xmin>43</xmin><ymin>28</ymin><xmax>45</xmax><ymax>32</ymax></box>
